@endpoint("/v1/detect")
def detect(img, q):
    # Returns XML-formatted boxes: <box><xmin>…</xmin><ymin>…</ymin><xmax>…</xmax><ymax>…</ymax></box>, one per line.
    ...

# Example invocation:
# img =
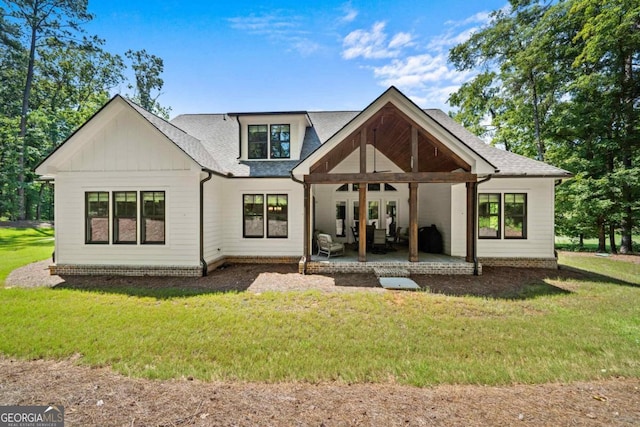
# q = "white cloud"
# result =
<box><xmin>340</xmin><ymin>2</ymin><xmax>358</xmax><ymax>23</ymax></box>
<box><xmin>372</xmin><ymin>54</ymin><xmax>466</xmax><ymax>88</ymax></box>
<box><xmin>229</xmin><ymin>12</ymin><xmax>325</xmax><ymax>57</ymax></box>
<box><xmin>228</xmin><ymin>13</ymin><xmax>300</xmax><ymax>35</ymax></box>
<box><xmin>388</xmin><ymin>32</ymin><xmax>413</xmax><ymax>49</ymax></box>
<box><xmin>340</xmin><ymin>8</ymin><xmax>500</xmax><ymax>110</ymax></box>
<box><xmin>292</xmin><ymin>39</ymin><xmax>321</xmax><ymax>56</ymax></box>
<box><xmin>342</xmin><ymin>21</ymin><xmax>413</xmax><ymax>60</ymax></box>
<box><xmin>445</xmin><ymin>11</ymin><xmax>491</xmax><ymax>28</ymax></box>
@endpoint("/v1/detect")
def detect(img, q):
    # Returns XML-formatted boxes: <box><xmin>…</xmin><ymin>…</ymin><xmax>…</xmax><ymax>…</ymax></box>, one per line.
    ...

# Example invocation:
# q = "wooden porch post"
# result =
<box><xmin>304</xmin><ymin>183</ymin><xmax>311</xmax><ymax>261</ymax></box>
<box><xmin>358</xmin><ymin>129</ymin><xmax>367</xmax><ymax>262</ymax></box>
<box><xmin>466</xmin><ymin>181</ymin><xmax>477</xmax><ymax>263</ymax></box>
<box><xmin>358</xmin><ymin>184</ymin><xmax>367</xmax><ymax>262</ymax></box>
<box><xmin>409</xmin><ymin>126</ymin><xmax>419</xmax><ymax>262</ymax></box>
<box><xmin>409</xmin><ymin>183</ymin><xmax>419</xmax><ymax>262</ymax></box>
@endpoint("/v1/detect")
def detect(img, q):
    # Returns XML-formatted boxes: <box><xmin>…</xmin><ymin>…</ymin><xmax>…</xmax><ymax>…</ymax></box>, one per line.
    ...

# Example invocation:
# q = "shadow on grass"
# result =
<box><xmin>52</xmin><ymin>264</ymin><xmax>264</xmax><ymax>299</ymax></box>
<box><xmin>0</xmin><ymin>227</ymin><xmax>55</xmax><ymax>250</ymax></box>
<box><xmin>411</xmin><ymin>271</ymin><xmax>574</xmax><ymax>300</ymax></box>
<box><xmin>557</xmin><ymin>265</ymin><xmax>640</xmax><ymax>288</ymax></box>
<box><xmin>48</xmin><ymin>263</ymin><xmax>636</xmax><ymax>301</ymax></box>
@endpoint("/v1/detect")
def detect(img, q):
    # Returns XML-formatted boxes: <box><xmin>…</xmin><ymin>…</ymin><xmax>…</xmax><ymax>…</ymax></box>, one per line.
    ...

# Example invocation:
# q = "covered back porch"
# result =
<box><xmin>292</xmin><ymin>88</ymin><xmax>496</xmax><ymax>275</ymax></box>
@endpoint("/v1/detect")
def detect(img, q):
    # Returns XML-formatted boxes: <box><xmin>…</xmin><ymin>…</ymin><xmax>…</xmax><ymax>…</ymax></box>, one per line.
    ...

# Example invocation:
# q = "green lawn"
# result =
<box><xmin>0</xmin><ymin>227</ymin><xmax>54</xmax><ymax>283</ymax></box>
<box><xmin>556</xmin><ymin>234</ymin><xmax>640</xmax><ymax>252</ymax></box>
<box><xmin>0</xmin><ymin>228</ymin><xmax>638</xmax><ymax>386</ymax></box>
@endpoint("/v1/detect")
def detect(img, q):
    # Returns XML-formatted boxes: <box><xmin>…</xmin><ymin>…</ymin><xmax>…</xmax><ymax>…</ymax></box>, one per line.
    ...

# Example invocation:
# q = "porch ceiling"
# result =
<box><xmin>310</xmin><ymin>102</ymin><xmax>471</xmax><ymax>175</ymax></box>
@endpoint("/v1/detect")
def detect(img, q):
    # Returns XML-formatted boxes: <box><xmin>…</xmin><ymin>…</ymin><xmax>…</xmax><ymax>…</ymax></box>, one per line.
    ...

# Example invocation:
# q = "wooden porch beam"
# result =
<box><xmin>303</xmin><ymin>172</ymin><xmax>477</xmax><ymax>184</ymax></box>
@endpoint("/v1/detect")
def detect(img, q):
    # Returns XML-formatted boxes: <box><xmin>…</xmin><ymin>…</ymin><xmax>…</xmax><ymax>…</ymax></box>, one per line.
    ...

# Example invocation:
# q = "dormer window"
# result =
<box><xmin>270</xmin><ymin>124</ymin><xmax>290</xmax><ymax>158</ymax></box>
<box><xmin>248</xmin><ymin>124</ymin><xmax>290</xmax><ymax>159</ymax></box>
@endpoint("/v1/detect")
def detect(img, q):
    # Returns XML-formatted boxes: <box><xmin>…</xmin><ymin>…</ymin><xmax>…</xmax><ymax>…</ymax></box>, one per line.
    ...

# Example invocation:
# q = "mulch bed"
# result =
<box><xmin>0</xmin><ymin>357</ymin><xmax>638</xmax><ymax>426</ymax></box>
<box><xmin>7</xmin><ymin>259</ymin><xmax>592</xmax><ymax>299</ymax></box>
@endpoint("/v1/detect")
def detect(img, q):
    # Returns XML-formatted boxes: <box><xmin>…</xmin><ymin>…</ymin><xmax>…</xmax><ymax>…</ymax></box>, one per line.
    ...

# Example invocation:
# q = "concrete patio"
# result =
<box><xmin>306</xmin><ymin>246</ymin><xmax>479</xmax><ymax>275</ymax></box>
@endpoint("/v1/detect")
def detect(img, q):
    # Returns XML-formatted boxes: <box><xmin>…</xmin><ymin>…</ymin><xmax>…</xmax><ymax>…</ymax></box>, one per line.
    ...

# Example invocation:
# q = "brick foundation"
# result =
<box><xmin>50</xmin><ymin>264</ymin><xmax>202</xmax><ymax>277</ymax></box>
<box><xmin>478</xmin><ymin>257</ymin><xmax>558</xmax><ymax>269</ymax></box>
<box><xmin>51</xmin><ymin>256</ymin><xmax>301</xmax><ymax>277</ymax></box>
<box><xmin>302</xmin><ymin>259</ymin><xmax>480</xmax><ymax>275</ymax></box>
<box><xmin>224</xmin><ymin>256</ymin><xmax>300</xmax><ymax>265</ymax></box>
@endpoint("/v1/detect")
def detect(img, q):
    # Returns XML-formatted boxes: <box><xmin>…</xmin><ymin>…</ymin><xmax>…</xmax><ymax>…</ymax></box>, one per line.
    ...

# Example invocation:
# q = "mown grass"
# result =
<box><xmin>0</xmin><ymin>227</ymin><xmax>54</xmax><ymax>284</ymax></box>
<box><xmin>0</xmin><ymin>229</ymin><xmax>638</xmax><ymax>386</ymax></box>
<box><xmin>556</xmin><ymin>234</ymin><xmax>640</xmax><ymax>252</ymax></box>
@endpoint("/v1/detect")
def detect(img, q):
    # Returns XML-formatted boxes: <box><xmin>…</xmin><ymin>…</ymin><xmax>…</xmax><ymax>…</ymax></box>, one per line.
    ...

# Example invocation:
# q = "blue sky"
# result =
<box><xmin>86</xmin><ymin>0</ymin><xmax>506</xmax><ymax>117</ymax></box>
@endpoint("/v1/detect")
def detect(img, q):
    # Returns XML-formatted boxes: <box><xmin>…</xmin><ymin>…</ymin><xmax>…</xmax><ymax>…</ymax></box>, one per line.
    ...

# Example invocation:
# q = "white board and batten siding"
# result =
<box><xmin>449</xmin><ymin>177</ymin><xmax>556</xmax><ymax>259</ymax></box>
<box><xmin>51</xmin><ymin>107</ymin><xmax>202</xmax><ymax>267</ymax></box>
<box><xmin>219</xmin><ymin>178</ymin><xmax>304</xmax><ymax>257</ymax></box>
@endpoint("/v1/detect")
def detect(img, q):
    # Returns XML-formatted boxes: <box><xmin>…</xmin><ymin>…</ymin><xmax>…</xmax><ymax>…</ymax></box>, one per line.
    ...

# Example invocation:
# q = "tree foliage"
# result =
<box><xmin>125</xmin><ymin>49</ymin><xmax>170</xmax><ymax>119</ymax></box>
<box><xmin>0</xmin><ymin>0</ymin><xmax>169</xmax><ymax>220</ymax></box>
<box><xmin>449</xmin><ymin>0</ymin><xmax>640</xmax><ymax>253</ymax></box>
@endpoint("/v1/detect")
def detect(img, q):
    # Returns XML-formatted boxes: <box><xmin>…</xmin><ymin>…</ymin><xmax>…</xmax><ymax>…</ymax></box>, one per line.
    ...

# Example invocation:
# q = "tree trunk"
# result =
<box><xmin>36</xmin><ymin>182</ymin><xmax>45</xmax><ymax>220</ymax></box>
<box><xmin>597</xmin><ymin>217</ymin><xmax>606</xmax><ymax>253</ymax></box>
<box><xmin>529</xmin><ymin>72</ymin><xmax>544</xmax><ymax>162</ymax></box>
<box><xmin>579</xmin><ymin>233</ymin><xmax>584</xmax><ymax>248</ymax></box>
<box><xmin>619</xmin><ymin>52</ymin><xmax>635</xmax><ymax>254</ymax></box>
<box><xmin>18</xmin><ymin>21</ymin><xmax>39</xmax><ymax>221</ymax></box>
<box><xmin>609</xmin><ymin>223</ymin><xmax>617</xmax><ymax>255</ymax></box>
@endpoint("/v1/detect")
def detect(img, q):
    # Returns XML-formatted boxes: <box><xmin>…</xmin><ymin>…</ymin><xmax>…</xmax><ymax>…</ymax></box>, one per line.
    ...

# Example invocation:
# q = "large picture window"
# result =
<box><xmin>270</xmin><ymin>124</ymin><xmax>290</xmax><ymax>159</ymax></box>
<box><xmin>141</xmin><ymin>191</ymin><xmax>165</xmax><ymax>244</ymax></box>
<box><xmin>267</xmin><ymin>194</ymin><xmax>288</xmax><ymax>238</ymax></box>
<box><xmin>243</xmin><ymin>194</ymin><xmax>264</xmax><ymax>237</ymax></box>
<box><xmin>113</xmin><ymin>191</ymin><xmax>137</xmax><ymax>244</ymax></box>
<box><xmin>86</xmin><ymin>192</ymin><xmax>109</xmax><ymax>244</ymax></box>
<box><xmin>248</xmin><ymin>125</ymin><xmax>268</xmax><ymax>159</ymax></box>
<box><xmin>478</xmin><ymin>193</ymin><xmax>500</xmax><ymax>239</ymax></box>
<box><xmin>504</xmin><ymin>193</ymin><xmax>527</xmax><ymax>239</ymax></box>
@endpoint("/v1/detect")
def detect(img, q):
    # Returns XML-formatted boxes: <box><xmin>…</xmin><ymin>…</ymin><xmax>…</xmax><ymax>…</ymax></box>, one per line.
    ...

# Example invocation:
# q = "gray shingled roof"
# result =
<box><xmin>121</xmin><ymin>96</ymin><xmax>225</xmax><ymax>174</ymax></box>
<box><xmin>166</xmin><ymin>101</ymin><xmax>570</xmax><ymax>178</ymax></box>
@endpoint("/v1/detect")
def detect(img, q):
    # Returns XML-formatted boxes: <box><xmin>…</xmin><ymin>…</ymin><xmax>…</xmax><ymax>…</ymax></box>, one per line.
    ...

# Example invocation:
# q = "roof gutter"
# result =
<box><xmin>290</xmin><ymin>171</ymin><xmax>309</xmax><ymax>273</ymax></box>
<box><xmin>473</xmin><ymin>174</ymin><xmax>493</xmax><ymax>275</ymax></box>
<box><xmin>235</xmin><ymin>116</ymin><xmax>242</xmax><ymax>160</ymax></box>
<box><xmin>200</xmin><ymin>170</ymin><xmax>213</xmax><ymax>276</ymax></box>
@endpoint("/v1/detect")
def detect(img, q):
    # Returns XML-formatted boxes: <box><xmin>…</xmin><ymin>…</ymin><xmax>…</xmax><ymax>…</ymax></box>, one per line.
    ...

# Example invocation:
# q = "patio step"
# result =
<box><xmin>373</xmin><ymin>267</ymin><xmax>410</xmax><ymax>278</ymax></box>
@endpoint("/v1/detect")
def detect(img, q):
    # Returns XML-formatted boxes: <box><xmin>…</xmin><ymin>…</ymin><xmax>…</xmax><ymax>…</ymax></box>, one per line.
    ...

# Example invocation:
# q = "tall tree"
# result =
<box><xmin>3</xmin><ymin>0</ymin><xmax>92</xmax><ymax>219</ymax></box>
<box><xmin>569</xmin><ymin>0</ymin><xmax>640</xmax><ymax>253</ymax></box>
<box><xmin>449</xmin><ymin>0</ymin><xmax>639</xmax><ymax>253</ymax></box>
<box><xmin>125</xmin><ymin>49</ymin><xmax>170</xmax><ymax>118</ymax></box>
<box><xmin>449</xmin><ymin>0</ymin><xmax>559</xmax><ymax>161</ymax></box>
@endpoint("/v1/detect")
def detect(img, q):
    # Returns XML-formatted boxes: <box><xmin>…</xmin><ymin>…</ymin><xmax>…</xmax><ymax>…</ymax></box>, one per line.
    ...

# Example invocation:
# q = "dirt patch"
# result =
<box><xmin>0</xmin><ymin>357</ymin><xmax>638</xmax><ymax>426</ymax></box>
<box><xmin>7</xmin><ymin>260</ymin><xmax>592</xmax><ymax>299</ymax></box>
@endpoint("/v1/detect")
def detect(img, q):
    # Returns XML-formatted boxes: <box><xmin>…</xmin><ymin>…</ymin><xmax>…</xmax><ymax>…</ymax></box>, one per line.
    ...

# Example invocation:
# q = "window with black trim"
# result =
<box><xmin>267</xmin><ymin>194</ymin><xmax>288</xmax><ymax>238</ymax></box>
<box><xmin>478</xmin><ymin>193</ymin><xmax>500</xmax><ymax>239</ymax></box>
<box><xmin>141</xmin><ymin>191</ymin><xmax>165</xmax><ymax>244</ymax></box>
<box><xmin>270</xmin><ymin>124</ymin><xmax>290</xmax><ymax>158</ymax></box>
<box><xmin>113</xmin><ymin>191</ymin><xmax>137</xmax><ymax>244</ymax></box>
<box><xmin>86</xmin><ymin>192</ymin><xmax>109</xmax><ymax>244</ymax></box>
<box><xmin>243</xmin><ymin>194</ymin><xmax>264</xmax><ymax>237</ymax></box>
<box><xmin>504</xmin><ymin>193</ymin><xmax>527</xmax><ymax>239</ymax></box>
<box><xmin>248</xmin><ymin>125</ymin><xmax>268</xmax><ymax>159</ymax></box>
